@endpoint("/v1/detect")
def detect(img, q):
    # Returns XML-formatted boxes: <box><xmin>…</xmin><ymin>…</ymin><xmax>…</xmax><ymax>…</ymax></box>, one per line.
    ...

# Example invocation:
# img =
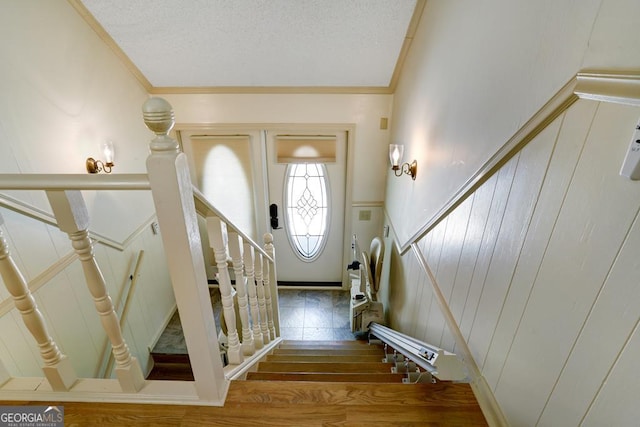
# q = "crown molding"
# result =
<box><xmin>389</xmin><ymin>0</ymin><xmax>427</xmax><ymax>93</ymax></box>
<box><xmin>150</xmin><ymin>86</ymin><xmax>393</xmax><ymax>95</ymax></box>
<box><xmin>67</xmin><ymin>0</ymin><xmax>153</xmax><ymax>92</ymax></box>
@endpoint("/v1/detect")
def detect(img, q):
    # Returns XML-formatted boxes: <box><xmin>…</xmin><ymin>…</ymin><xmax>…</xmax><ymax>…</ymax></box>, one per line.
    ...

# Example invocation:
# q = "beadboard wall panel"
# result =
<box><xmin>469</xmin><ymin>117</ymin><xmax>559</xmax><ymax>372</ymax></box>
<box><xmin>541</xmin><ymin>197</ymin><xmax>640</xmax><ymax>425</ymax></box>
<box><xmin>457</xmin><ymin>159</ymin><xmax>519</xmax><ymax>347</ymax></box>
<box><xmin>481</xmin><ymin>100</ymin><xmax>599</xmax><ymax>393</ymax></box>
<box><xmin>495</xmin><ymin>101</ymin><xmax>640</xmax><ymax>425</ymax></box>
<box><xmin>443</xmin><ymin>181</ymin><xmax>493</xmax><ymax>352</ymax></box>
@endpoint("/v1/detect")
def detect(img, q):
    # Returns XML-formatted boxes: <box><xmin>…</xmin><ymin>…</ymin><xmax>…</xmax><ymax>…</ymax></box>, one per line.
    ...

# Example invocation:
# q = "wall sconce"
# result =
<box><xmin>389</xmin><ymin>144</ymin><xmax>417</xmax><ymax>180</ymax></box>
<box><xmin>86</xmin><ymin>141</ymin><xmax>115</xmax><ymax>174</ymax></box>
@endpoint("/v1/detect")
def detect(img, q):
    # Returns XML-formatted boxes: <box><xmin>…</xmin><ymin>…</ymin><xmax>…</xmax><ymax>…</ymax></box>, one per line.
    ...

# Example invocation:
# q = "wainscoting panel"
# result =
<box><xmin>387</xmin><ymin>98</ymin><xmax>640</xmax><ymax>426</ymax></box>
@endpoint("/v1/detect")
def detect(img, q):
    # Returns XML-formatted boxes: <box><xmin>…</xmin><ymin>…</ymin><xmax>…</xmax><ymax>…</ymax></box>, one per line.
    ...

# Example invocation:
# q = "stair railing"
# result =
<box><xmin>194</xmin><ymin>188</ymin><xmax>281</xmax><ymax>352</ymax></box>
<box><xmin>0</xmin><ymin>97</ymin><xmax>281</xmax><ymax>404</ymax></box>
<box><xmin>144</xmin><ymin>96</ymin><xmax>281</xmax><ymax>390</ymax></box>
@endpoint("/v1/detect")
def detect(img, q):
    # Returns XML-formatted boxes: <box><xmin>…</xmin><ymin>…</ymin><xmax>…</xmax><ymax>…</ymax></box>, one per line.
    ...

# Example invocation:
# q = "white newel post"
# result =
<box><xmin>0</xmin><ymin>214</ymin><xmax>77</xmax><ymax>391</ymax></box>
<box><xmin>263</xmin><ymin>233</ymin><xmax>280</xmax><ymax>337</ymax></box>
<box><xmin>46</xmin><ymin>190</ymin><xmax>145</xmax><ymax>393</ymax></box>
<box><xmin>243</xmin><ymin>244</ymin><xmax>263</xmax><ymax>349</ymax></box>
<box><xmin>254</xmin><ymin>252</ymin><xmax>270</xmax><ymax>343</ymax></box>
<box><xmin>143</xmin><ymin>97</ymin><xmax>226</xmax><ymax>401</ymax></box>
<box><xmin>227</xmin><ymin>232</ymin><xmax>254</xmax><ymax>356</ymax></box>
<box><xmin>206</xmin><ymin>217</ymin><xmax>243</xmax><ymax>365</ymax></box>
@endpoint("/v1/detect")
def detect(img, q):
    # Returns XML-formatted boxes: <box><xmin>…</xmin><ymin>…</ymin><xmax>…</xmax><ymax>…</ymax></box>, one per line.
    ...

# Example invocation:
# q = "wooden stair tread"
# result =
<box><xmin>228</xmin><ymin>381</ymin><xmax>481</xmax><ymax>407</ymax></box>
<box><xmin>245</xmin><ymin>372</ymin><xmax>406</xmax><ymax>382</ymax></box>
<box><xmin>266</xmin><ymin>354</ymin><xmax>383</xmax><ymax>363</ymax></box>
<box><xmin>257</xmin><ymin>361</ymin><xmax>393</xmax><ymax>373</ymax></box>
<box><xmin>273</xmin><ymin>348</ymin><xmax>384</xmax><ymax>356</ymax></box>
<box><xmin>281</xmin><ymin>340</ymin><xmax>378</xmax><ymax>349</ymax></box>
<box><xmin>278</xmin><ymin>343</ymin><xmax>383</xmax><ymax>351</ymax></box>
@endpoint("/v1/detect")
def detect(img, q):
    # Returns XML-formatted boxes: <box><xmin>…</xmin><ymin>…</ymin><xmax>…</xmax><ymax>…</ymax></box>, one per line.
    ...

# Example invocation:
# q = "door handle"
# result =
<box><xmin>269</xmin><ymin>203</ymin><xmax>282</xmax><ymax>229</ymax></box>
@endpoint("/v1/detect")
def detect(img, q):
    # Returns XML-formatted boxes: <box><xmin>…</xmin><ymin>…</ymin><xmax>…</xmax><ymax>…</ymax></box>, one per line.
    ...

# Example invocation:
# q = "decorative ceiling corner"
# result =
<box><xmin>70</xmin><ymin>0</ymin><xmax>424</xmax><ymax>94</ymax></box>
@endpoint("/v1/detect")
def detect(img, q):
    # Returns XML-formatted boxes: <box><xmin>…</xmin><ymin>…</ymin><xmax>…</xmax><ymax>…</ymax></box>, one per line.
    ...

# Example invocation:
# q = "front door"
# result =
<box><xmin>265</xmin><ymin>130</ymin><xmax>347</xmax><ymax>286</ymax></box>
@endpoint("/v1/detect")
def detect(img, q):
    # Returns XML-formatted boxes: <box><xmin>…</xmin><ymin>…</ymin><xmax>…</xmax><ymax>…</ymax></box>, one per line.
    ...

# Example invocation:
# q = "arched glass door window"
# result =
<box><xmin>284</xmin><ymin>163</ymin><xmax>330</xmax><ymax>261</ymax></box>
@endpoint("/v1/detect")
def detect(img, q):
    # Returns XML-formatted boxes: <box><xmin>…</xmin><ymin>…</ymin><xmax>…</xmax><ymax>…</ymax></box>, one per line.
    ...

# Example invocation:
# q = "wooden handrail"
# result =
<box><xmin>0</xmin><ymin>174</ymin><xmax>271</xmax><ymax>262</ymax></box>
<box><xmin>192</xmin><ymin>187</ymin><xmax>273</xmax><ymax>262</ymax></box>
<box><xmin>0</xmin><ymin>174</ymin><xmax>151</xmax><ymax>190</ymax></box>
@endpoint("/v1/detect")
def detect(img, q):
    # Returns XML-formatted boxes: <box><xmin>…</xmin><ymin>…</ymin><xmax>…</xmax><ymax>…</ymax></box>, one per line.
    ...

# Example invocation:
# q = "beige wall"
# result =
<box><xmin>386</xmin><ymin>0</ymin><xmax>640</xmax><ymax>245</ymax></box>
<box><xmin>384</xmin><ymin>1</ymin><xmax>640</xmax><ymax>425</ymax></box>
<box><xmin>0</xmin><ymin>0</ymin><xmax>157</xmax><ymax>242</ymax></box>
<box><xmin>0</xmin><ymin>2</ymin><xmax>173</xmax><ymax>376</ymax></box>
<box><xmin>162</xmin><ymin>93</ymin><xmax>394</xmax><ymax>259</ymax></box>
<box><xmin>163</xmin><ymin>93</ymin><xmax>392</xmax><ymax>202</ymax></box>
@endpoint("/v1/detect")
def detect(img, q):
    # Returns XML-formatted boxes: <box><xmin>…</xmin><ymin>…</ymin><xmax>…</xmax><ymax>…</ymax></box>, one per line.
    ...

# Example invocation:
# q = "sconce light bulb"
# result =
<box><xmin>389</xmin><ymin>144</ymin><xmax>404</xmax><ymax>168</ymax></box>
<box><xmin>102</xmin><ymin>140</ymin><xmax>115</xmax><ymax>164</ymax></box>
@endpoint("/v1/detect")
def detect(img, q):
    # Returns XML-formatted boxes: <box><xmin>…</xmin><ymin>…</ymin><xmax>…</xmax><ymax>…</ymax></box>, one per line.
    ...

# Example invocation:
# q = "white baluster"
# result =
<box><xmin>46</xmin><ymin>190</ymin><xmax>145</xmax><ymax>393</ymax></box>
<box><xmin>227</xmin><ymin>232</ymin><xmax>254</xmax><ymax>356</ymax></box>
<box><xmin>0</xmin><ymin>214</ymin><xmax>77</xmax><ymax>391</ymax></box>
<box><xmin>262</xmin><ymin>256</ymin><xmax>276</xmax><ymax>340</ymax></box>
<box><xmin>263</xmin><ymin>233</ymin><xmax>280</xmax><ymax>337</ymax></box>
<box><xmin>206</xmin><ymin>217</ymin><xmax>243</xmax><ymax>365</ymax></box>
<box><xmin>144</xmin><ymin>97</ymin><xmax>226</xmax><ymax>401</ymax></box>
<box><xmin>243</xmin><ymin>244</ymin><xmax>263</xmax><ymax>349</ymax></box>
<box><xmin>254</xmin><ymin>253</ymin><xmax>270</xmax><ymax>343</ymax></box>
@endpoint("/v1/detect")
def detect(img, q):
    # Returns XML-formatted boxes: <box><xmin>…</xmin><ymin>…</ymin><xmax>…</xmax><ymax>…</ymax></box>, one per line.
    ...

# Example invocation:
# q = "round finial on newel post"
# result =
<box><xmin>142</xmin><ymin>97</ymin><xmax>179</xmax><ymax>153</ymax></box>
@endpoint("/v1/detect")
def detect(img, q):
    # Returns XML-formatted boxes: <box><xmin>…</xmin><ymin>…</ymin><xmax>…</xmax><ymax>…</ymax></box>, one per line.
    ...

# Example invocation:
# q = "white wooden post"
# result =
<box><xmin>0</xmin><ymin>214</ymin><xmax>77</xmax><ymax>391</ymax></box>
<box><xmin>143</xmin><ymin>97</ymin><xmax>226</xmax><ymax>401</ymax></box>
<box><xmin>46</xmin><ymin>190</ymin><xmax>145</xmax><ymax>393</ymax></box>
<box><xmin>261</xmin><ymin>256</ymin><xmax>276</xmax><ymax>340</ymax></box>
<box><xmin>263</xmin><ymin>233</ymin><xmax>280</xmax><ymax>337</ymax></box>
<box><xmin>243</xmin><ymin>243</ymin><xmax>263</xmax><ymax>349</ymax></box>
<box><xmin>227</xmin><ymin>232</ymin><xmax>254</xmax><ymax>356</ymax></box>
<box><xmin>206</xmin><ymin>216</ymin><xmax>243</xmax><ymax>365</ymax></box>
<box><xmin>254</xmin><ymin>252</ymin><xmax>270</xmax><ymax>343</ymax></box>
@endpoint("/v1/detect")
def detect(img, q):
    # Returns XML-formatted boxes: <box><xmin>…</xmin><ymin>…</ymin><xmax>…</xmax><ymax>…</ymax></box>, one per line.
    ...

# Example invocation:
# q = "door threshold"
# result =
<box><xmin>278</xmin><ymin>281</ymin><xmax>342</xmax><ymax>288</ymax></box>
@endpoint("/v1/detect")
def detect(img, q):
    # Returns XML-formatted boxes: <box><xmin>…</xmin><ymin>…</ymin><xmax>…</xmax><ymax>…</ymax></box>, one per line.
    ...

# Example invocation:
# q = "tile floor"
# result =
<box><xmin>278</xmin><ymin>289</ymin><xmax>354</xmax><ymax>341</ymax></box>
<box><xmin>153</xmin><ymin>288</ymin><xmax>354</xmax><ymax>354</ymax></box>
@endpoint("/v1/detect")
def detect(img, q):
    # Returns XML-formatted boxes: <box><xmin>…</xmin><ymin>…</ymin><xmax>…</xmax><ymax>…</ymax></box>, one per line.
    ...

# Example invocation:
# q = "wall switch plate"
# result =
<box><xmin>620</xmin><ymin>119</ymin><xmax>640</xmax><ymax>180</ymax></box>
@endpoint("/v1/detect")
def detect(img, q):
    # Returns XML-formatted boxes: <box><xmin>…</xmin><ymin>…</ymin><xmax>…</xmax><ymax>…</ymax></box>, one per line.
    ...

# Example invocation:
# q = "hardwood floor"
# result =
<box><xmin>1</xmin><ymin>303</ymin><xmax>488</xmax><ymax>425</ymax></box>
<box><xmin>1</xmin><ymin>381</ymin><xmax>487</xmax><ymax>426</ymax></box>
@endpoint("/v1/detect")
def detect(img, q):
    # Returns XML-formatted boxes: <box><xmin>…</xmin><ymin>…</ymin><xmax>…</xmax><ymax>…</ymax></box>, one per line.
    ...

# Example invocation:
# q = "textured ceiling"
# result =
<box><xmin>79</xmin><ymin>0</ymin><xmax>418</xmax><ymax>89</ymax></box>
